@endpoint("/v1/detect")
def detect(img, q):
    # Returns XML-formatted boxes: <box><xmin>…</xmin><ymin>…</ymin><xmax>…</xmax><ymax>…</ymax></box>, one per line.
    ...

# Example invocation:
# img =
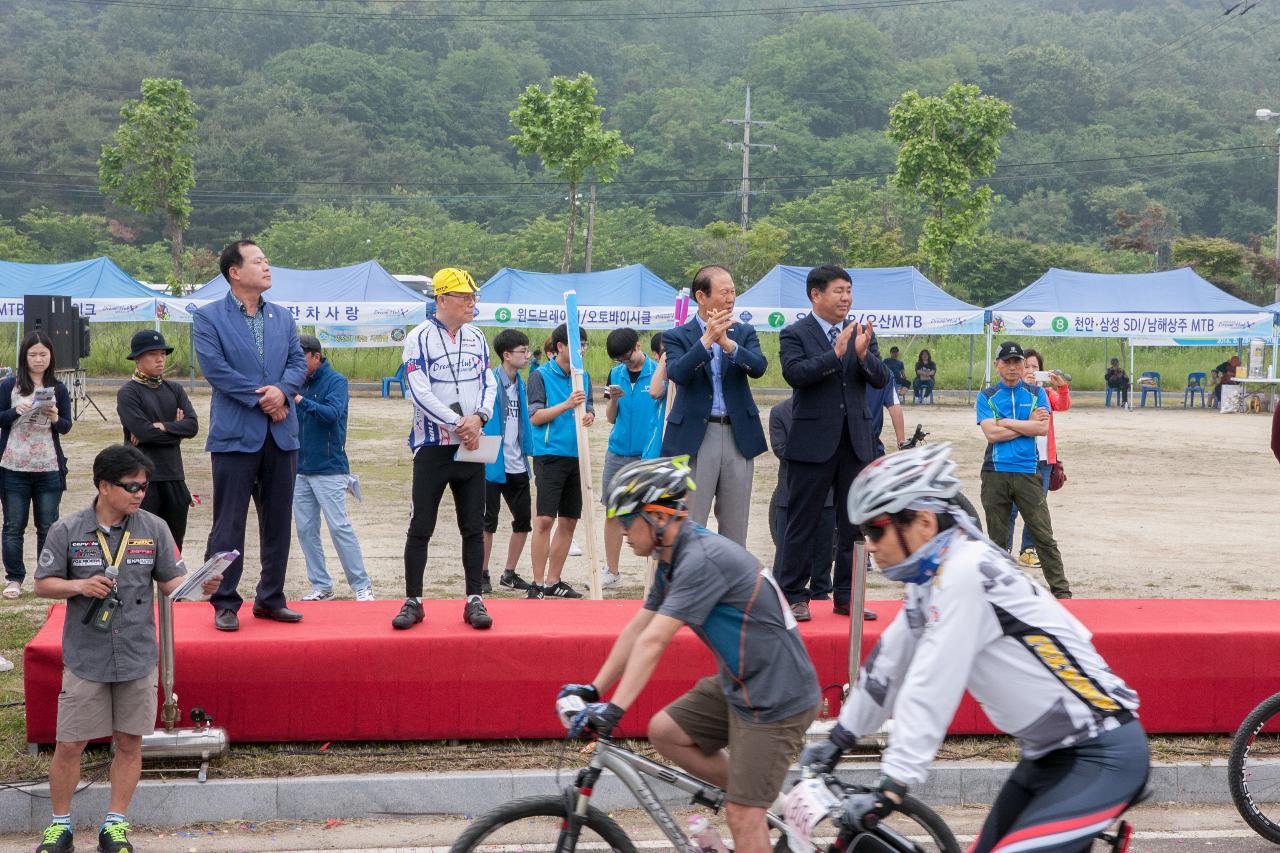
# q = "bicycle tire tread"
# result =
<box><xmin>1228</xmin><ymin>691</ymin><xmax>1280</xmax><ymax>844</ymax></box>
<box><xmin>450</xmin><ymin>794</ymin><xmax>637</xmax><ymax>853</ymax></box>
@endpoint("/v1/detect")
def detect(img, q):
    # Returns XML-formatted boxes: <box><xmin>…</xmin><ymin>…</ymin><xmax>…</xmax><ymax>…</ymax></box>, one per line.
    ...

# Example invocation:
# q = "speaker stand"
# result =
<box><xmin>57</xmin><ymin>368</ymin><xmax>107</xmax><ymax>422</ymax></box>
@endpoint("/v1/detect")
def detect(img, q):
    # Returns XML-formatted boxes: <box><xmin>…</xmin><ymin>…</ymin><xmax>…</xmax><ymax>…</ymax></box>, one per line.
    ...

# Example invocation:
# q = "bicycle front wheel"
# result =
<box><xmin>1229</xmin><ymin>691</ymin><xmax>1280</xmax><ymax>843</ymax></box>
<box><xmin>451</xmin><ymin>794</ymin><xmax>637</xmax><ymax>853</ymax></box>
<box><xmin>772</xmin><ymin>793</ymin><xmax>961</xmax><ymax>853</ymax></box>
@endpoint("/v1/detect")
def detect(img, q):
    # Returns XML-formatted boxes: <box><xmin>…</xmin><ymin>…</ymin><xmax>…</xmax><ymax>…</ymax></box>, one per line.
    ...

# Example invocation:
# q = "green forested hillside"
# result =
<box><xmin>1</xmin><ymin>0</ymin><xmax>1277</xmax><ymax>301</ymax></box>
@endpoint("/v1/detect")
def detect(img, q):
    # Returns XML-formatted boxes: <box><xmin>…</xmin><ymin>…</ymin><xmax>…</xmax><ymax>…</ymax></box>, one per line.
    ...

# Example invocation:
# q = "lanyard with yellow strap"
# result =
<box><xmin>85</xmin><ymin>525</ymin><xmax>130</xmax><ymax>633</ymax></box>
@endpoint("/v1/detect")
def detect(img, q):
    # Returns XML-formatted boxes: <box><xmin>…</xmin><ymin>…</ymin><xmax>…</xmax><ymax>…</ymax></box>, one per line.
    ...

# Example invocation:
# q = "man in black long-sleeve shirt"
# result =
<box><xmin>116</xmin><ymin>331</ymin><xmax>199</xmax><ymax>547</ymax></box>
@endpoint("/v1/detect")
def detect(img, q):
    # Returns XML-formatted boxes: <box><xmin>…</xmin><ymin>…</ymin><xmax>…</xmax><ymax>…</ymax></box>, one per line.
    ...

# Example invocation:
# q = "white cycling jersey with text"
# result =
<box><xmin>838</xmin><ymin>534</ymin><xmax>1139</xmax><ymax>786</ymax></box>
<box><xmin>402</xmin><ymin>317</ymin><xmax>496</xmax><ymax>450</ymax></box>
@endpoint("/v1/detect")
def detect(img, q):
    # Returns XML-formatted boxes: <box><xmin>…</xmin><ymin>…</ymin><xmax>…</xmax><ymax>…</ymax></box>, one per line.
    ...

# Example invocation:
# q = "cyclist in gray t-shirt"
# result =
<box><xmin>560</xmin><ymin>456</ymin><xmax>820</xmax><ymax>853</ymax></box>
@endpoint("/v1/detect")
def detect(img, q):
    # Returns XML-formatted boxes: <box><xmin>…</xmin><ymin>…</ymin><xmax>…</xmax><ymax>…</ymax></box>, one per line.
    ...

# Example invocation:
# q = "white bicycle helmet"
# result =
<box><xmin>847</xmin><ymin>442</ymin><xmax>962</xmax><ymax>524</ymax></box>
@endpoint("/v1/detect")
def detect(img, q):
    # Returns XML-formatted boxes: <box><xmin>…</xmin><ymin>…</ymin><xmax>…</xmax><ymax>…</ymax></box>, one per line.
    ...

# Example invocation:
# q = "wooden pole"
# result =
<box><xmin>565</xmin><ymin>291</ymin><xmax>603</xmax><ymax>600</ymax></box>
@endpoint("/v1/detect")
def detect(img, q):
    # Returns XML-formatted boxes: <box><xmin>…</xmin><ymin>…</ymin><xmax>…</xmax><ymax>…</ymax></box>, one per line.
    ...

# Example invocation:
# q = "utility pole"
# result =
<box><xmin>724</xmin><ymin>86</ymin><xmax>777</xmax><ymax>230</ymax></box>
<box><xmin>584</xmin><ymin>183</ymin><xmax>597</xmax><ymax>273</ymax></box>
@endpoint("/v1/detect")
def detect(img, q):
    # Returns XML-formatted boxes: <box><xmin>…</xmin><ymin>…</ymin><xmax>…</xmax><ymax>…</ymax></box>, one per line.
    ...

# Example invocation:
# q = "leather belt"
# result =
<box><xmin>706</xmin><ymin>415</ymin><xmax>732</xmax><ymax>424</ymax></box>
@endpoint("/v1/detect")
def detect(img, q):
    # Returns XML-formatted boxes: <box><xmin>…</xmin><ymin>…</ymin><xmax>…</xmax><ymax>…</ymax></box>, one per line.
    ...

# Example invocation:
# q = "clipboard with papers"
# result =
<box><xmin>167</xmin><ymin>550</ymin><xmax>239</xmax><ymax>602</ymax></box>
<box><xmin>453</xmin><ymin>435</ymin><xmax>501</xmax><ymax>464</ymax></box>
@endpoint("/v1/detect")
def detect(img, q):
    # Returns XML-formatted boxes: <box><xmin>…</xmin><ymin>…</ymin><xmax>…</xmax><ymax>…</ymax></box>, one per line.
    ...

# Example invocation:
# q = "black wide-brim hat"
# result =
<box><xmin>127</xmin><ymin>330</ymin><xmax>174</xmax><ymax>360</ymax></box>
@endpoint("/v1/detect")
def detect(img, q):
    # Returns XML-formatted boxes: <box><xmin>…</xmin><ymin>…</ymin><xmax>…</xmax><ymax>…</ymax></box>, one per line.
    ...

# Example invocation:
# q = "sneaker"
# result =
<box><xmin>98</xmin><ymin>820</ymin><xmax>133</xmax><ymax>853</ymax></box>
<box><xmin>526</xmin><ymin>584</ymin><xmax>545</xmax><ymax>599</ymax></box>
<box><xmin>0</xmin><ymin>654</ymin><xmax>12</xmax><ymax>672</ymax></box>
<box><xmin>500</xmin><ymin>570</ymin><xmax>530</xmax><ymax>591</ymax></box>
<box><xmin>568</xmin><ymin>538</ymin><xmax>583</xmax><ymax>556</ymax></box>
<box><xmin>301</xmin><ymin>588</ymin><xmax>335</xmax><ymax>601</ymax></box>
<box><xmin>790</xmin><ymin>601</ymin><xmax>811</xmax><ymax>622</ymax></box>
<box><xmin>480</xmin><ymin>573</ymin><xmax>493</xmax><ymax>595</ymax></box>
<box><xmin>354</xmin><ymin>587</ymin><xmax>375</xmax><ymax>602</ymax></box>
<box><xmin>1018</xmin><ymin>548</ymin><xmax>1041</xmax><ymax>568</ymax></box>
<box><xmin>391</xmin><ymin>598</ymin><xmax>425</xmax><ymax>630</ymax></box>
<box><xmin>464</xmin><ymin>597</ymin><xmax>493</xmax><ymax>630</ymax></box>
<box><xmin>600</xmin><ymin>568</ymin><xmax>622</xmax><ymax>589</ymax></box>
<box><xmin>546</xmin><ymin>580</ymin><xmax>584</xmax><ymax>599</ymax></box>
<box><xmin>36</xmin><ymin>823</ymin><xmax>73</xmax><ymax>853</ymax></box>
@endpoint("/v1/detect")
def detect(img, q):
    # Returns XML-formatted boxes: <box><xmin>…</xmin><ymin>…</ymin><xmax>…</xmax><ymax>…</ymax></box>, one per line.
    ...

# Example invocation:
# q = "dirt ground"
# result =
<box><xmin>9</xmin><ymin>387</ymin><xmax>1273</xmax><ymax>606</ymax></box>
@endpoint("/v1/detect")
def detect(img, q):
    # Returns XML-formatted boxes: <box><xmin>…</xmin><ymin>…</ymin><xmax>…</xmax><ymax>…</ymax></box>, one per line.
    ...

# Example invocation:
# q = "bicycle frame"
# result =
<box><xmin>564</xmin><ymin>738</ymin><xmax>794</xmax><ymax>853</ymax></box>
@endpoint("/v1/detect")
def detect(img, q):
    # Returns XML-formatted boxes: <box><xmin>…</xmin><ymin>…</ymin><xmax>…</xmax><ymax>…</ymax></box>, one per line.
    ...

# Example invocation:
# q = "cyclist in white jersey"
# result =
<box><xmin>802</xmin><ymin>443</ymin><xmax>1149</xmax><ymax>853</ymax></box>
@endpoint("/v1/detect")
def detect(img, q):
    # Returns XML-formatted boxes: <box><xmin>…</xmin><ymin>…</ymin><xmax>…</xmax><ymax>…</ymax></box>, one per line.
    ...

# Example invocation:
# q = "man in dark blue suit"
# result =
<box><xmin>778</xmin><ymin>265</ymin><xmax>888</xmax><ymax>621</ymax></box>
<box><xmin>660</xmin><ymin>265</ymin><xmax>766</xmax><ymax>546</ymax></box>
<box><xmin>194</xmin><ymin>240</ymin><xmax>308</xmax><ymax>632</ymax></box>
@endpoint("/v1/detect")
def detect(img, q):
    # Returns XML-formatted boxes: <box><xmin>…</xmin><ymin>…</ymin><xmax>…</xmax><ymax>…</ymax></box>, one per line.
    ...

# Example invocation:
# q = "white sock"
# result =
<box><xmin>468</xmin><ymin>594</ymin><xmax>482</xmax><ymax>603</ymax></box>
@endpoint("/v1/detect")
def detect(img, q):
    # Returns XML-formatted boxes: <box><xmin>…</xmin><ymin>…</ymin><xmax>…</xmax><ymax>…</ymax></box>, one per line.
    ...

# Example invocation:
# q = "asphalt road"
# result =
<box><xmin>0</xmin><ymin>804</ymin><xmax>1276</xmax><ymax>853</ymax></box>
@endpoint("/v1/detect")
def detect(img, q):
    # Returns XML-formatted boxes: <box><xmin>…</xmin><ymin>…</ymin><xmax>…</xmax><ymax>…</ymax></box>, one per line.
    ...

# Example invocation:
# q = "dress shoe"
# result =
<box><xmin>790</xmin><ymin>601</ymin><xmax>811</xmax><ymax>622</ymax></box>
<box><xmin>832</xmin><ymin>603</ymin><xmax>878</xmax><ymax>621</ymax></box>
<box><xmin>214</xmin><ymin>608</ymin><xmax>239</xmax><ymax>632</ymax></box>
<box><xmin>251</xmin><ymin>605</ymin><xmax>303</xmax><ymax>623</ymax></box>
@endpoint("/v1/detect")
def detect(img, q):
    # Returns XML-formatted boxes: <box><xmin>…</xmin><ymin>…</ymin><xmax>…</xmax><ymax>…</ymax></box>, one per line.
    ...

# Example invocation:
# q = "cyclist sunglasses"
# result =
<box><xmin>860</xmin><ymin>514</ymin><xmax>894</xmax><ymax>543</ymax></box>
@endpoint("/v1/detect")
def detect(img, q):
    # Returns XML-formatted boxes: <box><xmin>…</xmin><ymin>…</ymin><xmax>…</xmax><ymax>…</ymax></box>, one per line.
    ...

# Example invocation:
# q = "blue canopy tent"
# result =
<box><xmin>987</xmin><ymin>267</ymin><xmax>1275</xmax><ymax>388</ymax></box>
<box><xmin>735</xmin><ymin>265</ymin><xmax>983</xmax><ymax>334</ymax></box>
<box><xmin>737</xmin><ymin>265</ymin><xmax>986</xmax><ymax>398</ymax></box>
<box><xmin>0</xmin><ymin>257</ymin><xmax>160</xmax><ymax>323</ymax></box>
<box><xmin>176</xmin><ymin>260</ymin><xmax>432</xmax><ymax>330</ymax></box>
<box><xmin>475</xmin><ymin>265</ymin><xmax>678</xmax><ymax>330</ymax></box>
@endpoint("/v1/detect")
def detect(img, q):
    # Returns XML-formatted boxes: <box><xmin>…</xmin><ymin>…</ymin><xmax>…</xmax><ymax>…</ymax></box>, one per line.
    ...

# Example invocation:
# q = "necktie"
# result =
<box><xmin>828</xmin><ymin>325</ymin><xmax>839</xmax><ymax>346</ymax></box>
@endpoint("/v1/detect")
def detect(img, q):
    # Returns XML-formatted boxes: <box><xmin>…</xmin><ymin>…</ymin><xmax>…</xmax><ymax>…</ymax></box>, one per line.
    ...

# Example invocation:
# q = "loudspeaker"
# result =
<box><xmin>23</xmin><ymin>295</ymin><xmax>79</xmax><ymax>369</ymax></box>
<box><xmin>78</xmin><ymin>316</ymin><xmax>91</xmax><ymax>361</ymax></box>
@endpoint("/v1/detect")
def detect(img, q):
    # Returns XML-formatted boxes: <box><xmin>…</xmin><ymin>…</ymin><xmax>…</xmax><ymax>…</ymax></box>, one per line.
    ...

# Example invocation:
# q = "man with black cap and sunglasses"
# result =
<box><xmin>975</xmin><ymin>341</ymin><xmax>1071</xmax><ymax>598</ymax></box>
<box><xmin>115</xmin><ymin>330</ymin><xmax>198</xmax><ymax>549</ymax></box>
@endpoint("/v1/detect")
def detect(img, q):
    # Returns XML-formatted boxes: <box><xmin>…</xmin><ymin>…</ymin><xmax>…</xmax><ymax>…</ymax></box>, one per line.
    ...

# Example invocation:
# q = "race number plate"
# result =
<box><xmin>783</xmin><ymin>778</ymin><xmax>841</xmax><ymax>853</ymax></box>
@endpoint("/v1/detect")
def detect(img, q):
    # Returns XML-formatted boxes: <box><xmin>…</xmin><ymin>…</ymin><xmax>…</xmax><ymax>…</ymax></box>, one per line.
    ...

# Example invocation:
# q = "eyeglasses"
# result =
<box><xmin>112</xmin><ymin>481</ymin><xmax>149</xmax><ymax>494</ymax></box>
<box><xmin>442</xmin><ymin>293</ymin><xmax>478</xmax><ymax>304</ymax></box>
<box><xmin>859</xmin><ymin>515</ymin><xmax>893</xmax><ymax>543</ymax></box>
<box><xmin>509</xmin><ymin>347</ymin><xmax>531</xmax><ymax>356</ymax></box>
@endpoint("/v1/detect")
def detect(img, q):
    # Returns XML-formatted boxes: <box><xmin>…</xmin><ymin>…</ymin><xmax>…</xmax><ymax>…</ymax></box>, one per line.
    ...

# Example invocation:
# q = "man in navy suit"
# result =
<box><xmin>194</xmin><ymin>240</ymin><xmax>308</xmax><ymax>632</ymax></box>
<box><xmin>778</xmin><ymin>265</ymin><xmax>888</xmax><ymax>621</ymax></box>
<box><xmin>660</xmin><ymin>265</ymin><xmax>766</xmax><ymax>546</ymax></box>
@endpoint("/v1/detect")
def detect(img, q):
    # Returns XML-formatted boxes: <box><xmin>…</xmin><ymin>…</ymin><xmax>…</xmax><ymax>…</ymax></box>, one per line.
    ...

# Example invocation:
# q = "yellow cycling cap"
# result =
<box><xmin>433</xmin><ymin>267</ymin><xmax>479</xmax><ymax>296</ymax></box>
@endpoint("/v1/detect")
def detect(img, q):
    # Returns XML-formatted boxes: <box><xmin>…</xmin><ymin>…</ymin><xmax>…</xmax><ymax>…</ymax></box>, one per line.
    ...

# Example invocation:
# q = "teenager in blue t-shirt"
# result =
<box><xmin>975</xmin><ymin>341</ymin><xmax>1072</xmax><ymax>598</ymax></box>
<box><xmin>600</xmin><ymin>328</ymin><xmax>664</xmax><ymax>587</ymax></box>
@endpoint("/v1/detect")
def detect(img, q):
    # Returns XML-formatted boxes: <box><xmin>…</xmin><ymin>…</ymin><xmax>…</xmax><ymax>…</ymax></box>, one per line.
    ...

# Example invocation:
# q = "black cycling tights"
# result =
<box><xmin>970</xmin><ymin>720</ymin><xmax>1149</xmax><ymax>853</ymax></box>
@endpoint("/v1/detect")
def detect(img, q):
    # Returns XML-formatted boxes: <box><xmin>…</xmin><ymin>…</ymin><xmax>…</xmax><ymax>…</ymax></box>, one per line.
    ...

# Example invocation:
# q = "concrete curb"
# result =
<box><xmin>0</xmin><ymin>760</ymin><xmax>1229</xmax><ymax>831</ymax></box>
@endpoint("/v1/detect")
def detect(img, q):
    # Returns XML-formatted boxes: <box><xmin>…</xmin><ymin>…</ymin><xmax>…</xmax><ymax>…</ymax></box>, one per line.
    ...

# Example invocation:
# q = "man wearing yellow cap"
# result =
<box><xmin>395</xmin><ymin>268</ymin><xmax>497</xmax><ymax>631</ymax></box>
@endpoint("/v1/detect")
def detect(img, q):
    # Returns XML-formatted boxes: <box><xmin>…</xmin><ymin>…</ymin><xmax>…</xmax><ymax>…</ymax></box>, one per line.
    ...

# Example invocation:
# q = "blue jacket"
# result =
<box><xmin>659</xmin><ymin>317</ymin><xmax>768</xmax><ymax>459</ymax></box>
<box><xmin>607</xmin><ymin>356</ymin><xmax>662</xmax><ymax>458</ymax></box>
<box><xmin>484</xmin><ymin>367</ymin><xmax>534</xmax><ymax>484</ymax></box>
<box><xmin>0</xmin><ymin>377</ymin><xmax>73</xmax><ymax>490</ymax></box>
<box><xmin>296</xmin><ymin>359</ymin><xmax>350</xmax><ymax>476</ymax></box>
<box><xmin>194</xmin><ymin>292</ymin><xmax>308</xmax><ymax>454</ymax></box>
<box><xmin>528</xmin><ymin>360</ymin><xmax>592</xmax><ymax>458</ymax></box>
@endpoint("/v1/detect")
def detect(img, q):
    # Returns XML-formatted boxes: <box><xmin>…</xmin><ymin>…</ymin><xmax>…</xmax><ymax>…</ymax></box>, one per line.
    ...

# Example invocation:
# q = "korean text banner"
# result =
<box><xmin>473</xmin><ymin>303</ymin><xmax>676</xmax><ymax>330</ymax></box>
<box><xmin>316</xmin><ymin>325</ymin><xmax>409</xmax><ymax>348</ymax></box>
<box><xmin>737</xmin><ymin>307</ymin><xmax>985</xmax><ymax>335</ymax></box>
<box><xmin>991</xmin><ymin>311</ymin><xmax>1274</xmax><ymax>340</ymax></box>
<box><xmin>0</xmin><ymin>298</ymin><xmax>161</xmax><ymax>323</ymax></box>
<box><xmin>166</xmin><ymin>300</ymin><xmax>429</xmax><ymax>326</ymax></box>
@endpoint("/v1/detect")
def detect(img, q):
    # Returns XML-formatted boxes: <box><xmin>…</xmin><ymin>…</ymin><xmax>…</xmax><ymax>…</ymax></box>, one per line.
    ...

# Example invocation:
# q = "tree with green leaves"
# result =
<box><xmin>99</xmin><ymin>78</ymin><xmax>198</xmax><ymax>282</ymax></box>
<box><xmin>887</xmin><ymin>83</ymin><xmax>1013</xmax><ymax>286</ymax></box>
<box><xmin>509</xmin><ymin>73</ymin><xmax>632</xmax><ymax>273</ymax></box>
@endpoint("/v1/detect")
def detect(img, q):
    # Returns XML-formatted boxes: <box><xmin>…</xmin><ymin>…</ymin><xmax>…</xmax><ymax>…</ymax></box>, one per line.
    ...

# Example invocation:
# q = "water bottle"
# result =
<box><xmin>688</xmin><ymin>816</ymin><xmax>730</xmax><ymax>853</ymax></box>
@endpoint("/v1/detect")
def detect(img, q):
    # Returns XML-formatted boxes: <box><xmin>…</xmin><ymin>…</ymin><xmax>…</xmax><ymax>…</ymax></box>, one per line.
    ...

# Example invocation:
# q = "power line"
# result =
<box><xmin>44</xmin><ymin>0</ymin><xmax>981</xmax><ymax>22</ymax></box>
<box><xmin>1115</xmin><ymin>0</ymin><xmax>1263</xmax><ymax>76</ymax></box>
<box><xmin>0</xmin><ymin>143</ymin><xmax>1268</xmax><ymax>190</ymax></box>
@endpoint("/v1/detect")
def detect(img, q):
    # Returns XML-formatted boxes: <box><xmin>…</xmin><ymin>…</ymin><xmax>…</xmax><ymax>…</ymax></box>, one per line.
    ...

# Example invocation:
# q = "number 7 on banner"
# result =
<box><xmin>564</xmin><ymin>291</ymin><xmax>603</xmax><ymax>600</ymax></box>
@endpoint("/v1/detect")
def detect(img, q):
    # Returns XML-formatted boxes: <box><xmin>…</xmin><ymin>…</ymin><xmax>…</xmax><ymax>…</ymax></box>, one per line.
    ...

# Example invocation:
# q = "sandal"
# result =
<box><xmin>2</xmin><ymin>582</ymin><xmax>20</xmax><ymax>599</ymax></box>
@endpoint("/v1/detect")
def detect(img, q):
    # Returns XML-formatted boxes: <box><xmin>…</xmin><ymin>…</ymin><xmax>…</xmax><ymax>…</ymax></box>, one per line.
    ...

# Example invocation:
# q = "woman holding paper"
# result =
<box><xmin>0</xmin><ymin>332</ymin><xmax>73</xmax><ymax>599</ymax></box>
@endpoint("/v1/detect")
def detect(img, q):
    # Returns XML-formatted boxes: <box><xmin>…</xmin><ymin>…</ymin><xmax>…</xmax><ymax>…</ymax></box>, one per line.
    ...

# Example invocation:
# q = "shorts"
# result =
<box><xmin>56</xmin><ymin>666</ymin><xmax>158</xmax><ymax>742</ymax></box>
<box><xmin>485</xmin><ymin>472</ymin><xmax>532</xmax><ymax>534</ymax></box>
<box><xmin>663</xmin><ymin>675</ymin><xmax>818</xmax><ymax>808</ymax></box>
<box><xmin>534</xmin><ymin>455</ymin><xmax>582</xmax><ymax>519</ymax></box>
<box><xmin>601</xmin><ymin>451</ymin><xmax>640</xmax><ymax>506</ymax></box>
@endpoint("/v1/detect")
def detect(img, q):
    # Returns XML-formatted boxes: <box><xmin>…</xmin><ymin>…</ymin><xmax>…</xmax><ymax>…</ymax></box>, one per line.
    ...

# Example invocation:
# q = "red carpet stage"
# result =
<box><xmin>23</xmin><ymin>598</ymin><xmax>1280</xmax><ymax>744</ymax></box>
